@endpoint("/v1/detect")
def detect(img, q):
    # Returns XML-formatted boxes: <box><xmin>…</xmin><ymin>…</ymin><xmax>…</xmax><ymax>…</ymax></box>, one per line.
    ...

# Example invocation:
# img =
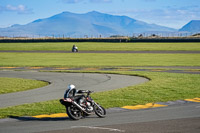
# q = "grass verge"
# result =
<box><xmin>0</xmin><ymin>42</ymin><xmax>200</xmax><ymax>51</ymax></box>
<box><xmin>0</xmin><ymin>71</ymin><xmax>199</xmax><ymax>119</ymax></box>
<box><xmin>0</xmin><ymin>53</ymin><xmax>200</xmax><ymax>67</ymax></box>
<box><xmin>0</xmin><ymin>77</ymin><xmax>49</xmax><ymax>94</ymax></box>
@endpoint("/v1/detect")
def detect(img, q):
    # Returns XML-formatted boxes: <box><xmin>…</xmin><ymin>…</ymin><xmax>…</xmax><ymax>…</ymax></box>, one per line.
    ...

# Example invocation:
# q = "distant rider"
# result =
<box><xmin>72</xmin><ymin>45</ymin><xmax>78</xmax><ymax>52</ymax></box>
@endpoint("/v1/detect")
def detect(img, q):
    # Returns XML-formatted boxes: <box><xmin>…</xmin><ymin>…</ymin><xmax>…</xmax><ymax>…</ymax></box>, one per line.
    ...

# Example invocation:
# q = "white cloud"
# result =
<box><xmin>6</xmin><ymin>5</ymin><xmax>25</xmax><ymax>12</ymax></box>
<box><xmin>0</xmin><ymin>4</ymin><xmax>33</xmax><ymax>14</ymax></box>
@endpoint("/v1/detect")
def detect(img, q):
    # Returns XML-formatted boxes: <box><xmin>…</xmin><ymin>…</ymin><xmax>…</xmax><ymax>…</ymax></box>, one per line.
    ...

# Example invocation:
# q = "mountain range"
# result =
<box><xmin>0</xmin><ymin>11</ymin><xmax>199</xmax><ymax>37</ymax></box>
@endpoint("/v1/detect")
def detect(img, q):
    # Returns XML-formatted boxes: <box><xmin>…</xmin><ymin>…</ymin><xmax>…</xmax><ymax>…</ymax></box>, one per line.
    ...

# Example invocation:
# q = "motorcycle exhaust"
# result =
<box><xmin>72</xmin><ymin>101</ymin><xmax>92</xmax><ymax>115</ymax></box>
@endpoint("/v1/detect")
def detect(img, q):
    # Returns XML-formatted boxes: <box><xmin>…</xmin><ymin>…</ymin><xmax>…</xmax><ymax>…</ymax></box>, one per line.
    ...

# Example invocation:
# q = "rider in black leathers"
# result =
<box><xmin>64</xmin><ymin>84</ymin><xmax>88</xmax><ymax>105</ymax></box>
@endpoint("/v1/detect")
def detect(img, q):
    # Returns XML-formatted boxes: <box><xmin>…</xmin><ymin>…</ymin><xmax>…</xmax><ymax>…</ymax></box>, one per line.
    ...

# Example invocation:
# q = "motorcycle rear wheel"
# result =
<box><xmin>66</xmin><ymin>105</ymin><xmax>82</xmax><ymax>120</ymax></box>
<box><xmin>94</xmin><ymin>105</ymin><xmax>106</xmax><ymax>118</ymax></box>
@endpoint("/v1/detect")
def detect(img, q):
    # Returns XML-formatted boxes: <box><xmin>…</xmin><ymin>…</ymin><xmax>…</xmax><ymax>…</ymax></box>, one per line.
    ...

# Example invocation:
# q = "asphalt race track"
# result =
<box><xmin>0</xmin><ymin>71</ymin><xmax>200</xmax><ymax>133</ymax></box>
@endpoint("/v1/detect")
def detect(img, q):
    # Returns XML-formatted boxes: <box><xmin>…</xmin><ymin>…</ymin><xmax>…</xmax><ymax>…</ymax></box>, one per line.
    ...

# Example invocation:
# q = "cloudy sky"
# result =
<box><xmin>0</xmin><ymin>0</ymin><xmax>200</xmax><ymax>29</ymax></box>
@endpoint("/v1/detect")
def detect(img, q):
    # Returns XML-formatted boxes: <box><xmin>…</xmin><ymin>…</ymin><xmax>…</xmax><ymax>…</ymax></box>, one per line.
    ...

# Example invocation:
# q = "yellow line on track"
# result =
<box><xmin>0</xmin><ymin>67</ymin><xmax>18</xmax><ymax>69</ymax></box>
<box><xmin>122</xmin><ymin>103</ymin><xmax>167</xmax><ymax>110</ymax></box>
<box><xmin>32</xmin><ymin>113</ymin><xmax>68</xmax><ymax>118</ymax></box>
<box><xmin>185</xmin><ymin>97</ymin><xmax>200</xmax><ymax>103</ymax></box>
<box><xmin>26</xmin><ymin>67</ymin><xmax>44</xmax><ymax>69</ymax></box>
<box><xmin>53</xmin><ymin>67</ymin><xmax>70</xmax><ymax>70</ymax></box>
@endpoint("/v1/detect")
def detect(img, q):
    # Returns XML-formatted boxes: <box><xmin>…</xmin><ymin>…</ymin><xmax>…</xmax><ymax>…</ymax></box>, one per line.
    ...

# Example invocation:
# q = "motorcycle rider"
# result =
<box><xmin>72</xmin><ymin>45</ymin><xmax>78</xmax><ymax>52</ymax></box>
<box><xmin>64</xmin><ymin>84</ymin><xmax>88</xmax><ymax>106</ymax></box>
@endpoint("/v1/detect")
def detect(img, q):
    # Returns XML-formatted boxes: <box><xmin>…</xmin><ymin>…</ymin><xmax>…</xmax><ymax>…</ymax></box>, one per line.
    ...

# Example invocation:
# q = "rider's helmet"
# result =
<box><xmin>68</xmin><ymin>84</ymin><xmax>75</xmax><ymax>90</ymax></box>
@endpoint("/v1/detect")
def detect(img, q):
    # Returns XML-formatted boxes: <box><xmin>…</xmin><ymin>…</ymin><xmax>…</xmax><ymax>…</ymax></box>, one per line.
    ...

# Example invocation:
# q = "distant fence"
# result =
<box><xmin>0</xmin><ymin>32</ymin><xmax>198</xmax><ymax>38</ymax></box>
<box><xmin>0</xmin><ymin>37</ymin><xmax>200</xmax><ymax>43</ymax></box>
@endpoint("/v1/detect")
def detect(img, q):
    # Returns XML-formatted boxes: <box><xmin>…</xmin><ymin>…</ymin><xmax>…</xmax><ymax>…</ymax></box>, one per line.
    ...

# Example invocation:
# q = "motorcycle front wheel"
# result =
<box><xmin>66</xmin><ymin>105</ymin><xmax>82</xmax><ymax>120</ymax></box>
<box><xmin>94</xmin><ymin>104</ymin><xmax>106</xmax><ymax>118</ymax></box>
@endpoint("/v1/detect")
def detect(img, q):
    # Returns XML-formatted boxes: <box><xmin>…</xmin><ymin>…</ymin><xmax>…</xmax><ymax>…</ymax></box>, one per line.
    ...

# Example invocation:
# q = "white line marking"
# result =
<box><xmin>71</xmin><ymin>126</ymin><xmax>125</xmax><ymax>132</ymax></box>
<box><xmin>196</xmin><ymin>106</ymin><xmax>200</xmax><ymax>108</ymax></box>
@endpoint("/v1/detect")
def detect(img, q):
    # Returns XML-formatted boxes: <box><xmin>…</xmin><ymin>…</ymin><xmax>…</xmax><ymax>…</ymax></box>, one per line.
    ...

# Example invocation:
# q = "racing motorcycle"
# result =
<box><xmin>60</xmin><ymin>91</ymin><xmax>106</xmax><ymax>120</ymax></box>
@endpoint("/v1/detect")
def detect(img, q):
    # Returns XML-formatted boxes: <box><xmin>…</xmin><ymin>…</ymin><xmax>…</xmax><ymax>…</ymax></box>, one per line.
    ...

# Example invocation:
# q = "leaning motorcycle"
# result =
<box><xmin>60</xmin><ymin>91</ymin><xmax>106</xmax><ymax>120</ymax></box>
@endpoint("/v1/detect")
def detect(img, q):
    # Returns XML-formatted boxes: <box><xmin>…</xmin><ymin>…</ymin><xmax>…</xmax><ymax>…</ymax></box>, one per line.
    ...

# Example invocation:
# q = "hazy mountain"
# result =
<box><xmin>179</xmin><ymin>20</ymin><xmax>200</xmax><ymax>33</ymax></box>
<box><xmin>0</xmin><ymin>11</ymin><xmax>176</xmax><ymax>37</ymax></box>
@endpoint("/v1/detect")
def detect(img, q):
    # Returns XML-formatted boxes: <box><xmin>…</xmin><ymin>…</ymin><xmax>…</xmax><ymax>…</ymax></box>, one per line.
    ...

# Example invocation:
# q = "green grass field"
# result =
<box><xmin>0</xmin><ymin>53</ymin><xmax>200</xmax><ymax>67</ymax></box>
<box><xmin>0</xmin><ymin>42</ymin><xmax>200</xmax><ymax>51</ymax></box>
<box><xmin>0</xmin><ymin>77</ymin><xmax>49</xmax><ymax>94</ymax></box>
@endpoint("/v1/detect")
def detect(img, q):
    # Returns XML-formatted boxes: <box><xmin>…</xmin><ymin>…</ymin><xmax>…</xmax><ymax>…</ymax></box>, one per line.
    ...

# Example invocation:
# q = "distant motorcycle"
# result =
<box><xmin>60</xmin><ymin>91</ymin><xmax>106</xmax><ymax>120</ymax></box>
<box><xmin>72</xmin><ymin>45</ymin><xmax>78</xmax><ymax>52</ymax></box>
<box><xmin>72</xmin><ymin>47</ymin><xmax>78</xmax><ymax>52</ymax></box>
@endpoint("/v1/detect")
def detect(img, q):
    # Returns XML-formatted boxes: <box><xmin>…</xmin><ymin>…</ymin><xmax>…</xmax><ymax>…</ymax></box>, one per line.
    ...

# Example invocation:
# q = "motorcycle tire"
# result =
<box><xmin>66</xmin><ymin>105</ymin><xmax>82</xmax><ymax>120</ymax></box>
<box><xmin>94</xmin><ymin>105</ymin><xmax>106</xmax><ymax>118</ymax></box>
